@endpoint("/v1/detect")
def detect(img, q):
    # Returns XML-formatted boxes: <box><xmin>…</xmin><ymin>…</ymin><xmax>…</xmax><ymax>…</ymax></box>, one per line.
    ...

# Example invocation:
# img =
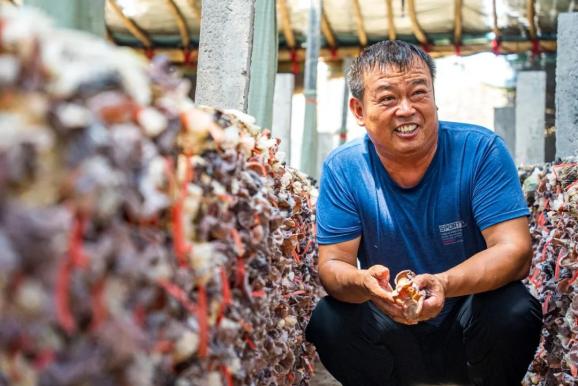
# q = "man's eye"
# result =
<box><xmin>379</xmin><ymin>96</ymin><xmax>395</xmax><ymax>103</ymax></box>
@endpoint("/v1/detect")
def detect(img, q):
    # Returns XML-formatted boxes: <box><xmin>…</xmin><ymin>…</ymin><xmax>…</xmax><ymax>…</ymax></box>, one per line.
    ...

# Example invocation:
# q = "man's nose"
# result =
<box><xmin>396</xmin><ymin>98</ymin><xmax>415</xmax><ymax>116</ymax></box>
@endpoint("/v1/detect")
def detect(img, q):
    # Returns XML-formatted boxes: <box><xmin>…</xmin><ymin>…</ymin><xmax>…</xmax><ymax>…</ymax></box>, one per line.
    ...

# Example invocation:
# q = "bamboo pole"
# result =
<box><xmin>186</xmin><ymin>0</ymin><xmax>201</xmax><ymax>20</ymax></box>
<box><xmin>351</xmin><ymin>0</ymin><xmax>368</xmax><ymax>47</ymax></box>
<box><xmin>278</xmin><ymin>0</ymin><xmax>296</xmax><ymax>48</ymax></box>
<box><xmin>406</xmin><ymin>0</ymin><xmax>428</xmax><ymax>44</ymax></box>
<box><xmin>454</xmin><ymin>0</ymin><xmax>462</xmax><ymax>45</ymax></box>
<box><xmin>492</xmin><ymin>0</ymin><xmax>501</xmax><ymax>39</ymax></box>
<box><xmin>164</xmin><ymin>0</ymin><xmax>190</xmax><ymax>49</ymax></box>
<box><xmin>321</xmin><ymin>6</ymin><xmax>337</xmax><ymax>49</ymax></box>
<box><xmin>527</xmin><ymin>0</ymin><xmax>537</xmax><ymax>39</ymax></box>
<box><xmin>385</xmin><ymin>0</ymin><xmax>396</xmax><ymax>40</ymax></box>
<box><xmin>107</xmin><ymin>0</ymin><xmax>152</xmax><ymax>48</ymax></box>
<box><xmin>116</xmin><ymin>41</ymin><xmax>558</xmax><ymax>65</ymax></box>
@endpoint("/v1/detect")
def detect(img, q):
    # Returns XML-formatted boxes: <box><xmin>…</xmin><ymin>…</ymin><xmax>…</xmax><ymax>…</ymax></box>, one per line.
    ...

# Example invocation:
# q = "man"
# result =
<box><xmin>305</xmin><ymin>40</ymin><xmax>542</xmax><ymax>386</ymax></box>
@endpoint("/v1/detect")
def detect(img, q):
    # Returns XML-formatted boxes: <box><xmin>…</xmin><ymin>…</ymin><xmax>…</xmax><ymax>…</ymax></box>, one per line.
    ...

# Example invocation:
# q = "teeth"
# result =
<box><xmin>396</xmin><ymin>124</ymin><xmax>417</xmax><ymax>133</ymax></box>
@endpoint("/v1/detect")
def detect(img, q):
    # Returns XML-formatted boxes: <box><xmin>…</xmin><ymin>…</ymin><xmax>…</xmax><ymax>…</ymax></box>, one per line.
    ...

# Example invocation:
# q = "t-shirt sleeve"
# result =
<box><xmin>471</xmin><ymin>137</ymin><xmax>530</xmax><ymax>230</ymax></box>
<box><xmin>316</xmin><ymin>160</ymin><xmax>362</xmax><ymax>244</ymax></box>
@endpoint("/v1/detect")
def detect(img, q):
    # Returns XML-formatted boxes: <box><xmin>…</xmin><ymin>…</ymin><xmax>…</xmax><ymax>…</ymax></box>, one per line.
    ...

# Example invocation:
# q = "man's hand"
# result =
<box><xmin>412</xmin><ymin>273</ymin><xmax>446</xmax><ymax>322</ymax></box>
<box><xmin>363</xmin><ymin>265</ymin><xmax>417</xmax><ymax>325</ymax></box>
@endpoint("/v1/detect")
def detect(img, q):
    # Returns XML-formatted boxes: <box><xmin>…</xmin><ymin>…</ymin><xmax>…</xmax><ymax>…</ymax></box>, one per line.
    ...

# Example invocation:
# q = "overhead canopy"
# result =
<box><xmin>104</xmin><ymin>0</ymin><xmax>577</xmax><ymax>61</ymax></box>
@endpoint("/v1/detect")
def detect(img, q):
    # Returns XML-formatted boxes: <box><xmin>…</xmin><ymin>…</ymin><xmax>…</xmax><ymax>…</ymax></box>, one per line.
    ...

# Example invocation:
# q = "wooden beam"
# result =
<box><xmin>351</xmin><ymin>0</ymin><xmax>368</xmax><ymax>47</ymax></box>
<box><xmin>454</xmin><ymin>0</ymin><xmax>462</xmax><ymax>45</ymax></box>
<box><xmin>385</xmin><ymin>0</ymin><xmax>396</xmax><ymax>40</ymax></box>
<box><xmin>278</xmin><ymin>40</ymin><xmax>557</xmax><ymax>61</ymax></box>
<box><xmin>527</xmin><ymin>0</ymin><xmax>537</xmax><ymax>39</ymax></box>
<box><xmin>107</xmin><ymin>0</ymin><xmax>152</xmax><ymax>48</ymax></box>
<box><xmin>492</xmin><ymin>0</ymin><xmax>501</xmax><ymax>39</ymax></box>
<box><xmin>406</xmin><ymin>0</ymin><xmax>428</xmax><ymax>45</ymax></box>
<box><xmin>321</xmin><ymin>6</ymin><xmax>337</xmax><ymax>49</ymax></box>
<box><xmin>164</xmin><ymin>0</ymin><xmax>190</xmax><ymax>49</ymax></box>
<box><xmin>277</xmin><ymin>0</ymin><xmax>296</xmax><ymax>48</ymax></box>
<box><xmin>186</xmin><ymin>0</ymin><xmax>201</xmax><ymax>20</ymax></box>
<box><xmin>114</xmin><ymin>40</ymin><xmax>558</xmax><ymax>65</ymax></box>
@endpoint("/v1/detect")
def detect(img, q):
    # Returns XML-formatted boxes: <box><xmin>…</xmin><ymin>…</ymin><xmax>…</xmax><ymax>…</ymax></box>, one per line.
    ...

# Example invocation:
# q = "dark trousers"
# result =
<box><xmin>306</xmin><ymin>282</ymin><xmax>543</xmax><ymax>386</ymax></box>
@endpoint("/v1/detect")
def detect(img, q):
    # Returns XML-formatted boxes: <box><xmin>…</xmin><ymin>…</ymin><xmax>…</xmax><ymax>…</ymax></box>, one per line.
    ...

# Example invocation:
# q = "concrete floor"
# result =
<box><xmin>310</xmin><ymin>360</ymin><xmax>340</xmax><ymax>386</ymax></box>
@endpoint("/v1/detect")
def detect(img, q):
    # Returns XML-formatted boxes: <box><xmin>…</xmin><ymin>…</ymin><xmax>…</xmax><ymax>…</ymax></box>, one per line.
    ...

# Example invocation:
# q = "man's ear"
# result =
<box><xmin>349</xmin><ymin>97</ymin><xmax>365</xmax><ymax>127</ymax></box>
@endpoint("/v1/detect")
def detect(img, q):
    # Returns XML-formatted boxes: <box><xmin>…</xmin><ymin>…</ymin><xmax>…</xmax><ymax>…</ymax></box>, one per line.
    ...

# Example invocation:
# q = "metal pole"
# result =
<box><xmin>247</xmin><ymin>0</ymin><xmax>278</xmax><ymax>129</ymax></box>
<box><xmin>300</xmin><ymin>0</ymin><xmax>321</xmax><ymax>178</ymax></box>
<box><xmin>339</xmin><ymin>57</ymin><xmax>353</xmax><ymax>145</ymax></box>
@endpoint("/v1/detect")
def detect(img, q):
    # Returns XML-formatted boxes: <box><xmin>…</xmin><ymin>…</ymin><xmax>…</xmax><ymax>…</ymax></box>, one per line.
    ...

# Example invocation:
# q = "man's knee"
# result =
<box><xmin>471</xmin><ymin>281</ymin><xmax>542</xmax><ymax>337</ymax></box>
<box><xmin>462</xmin><ymin>282</ymin><xmax>543</xmax><ymax>385</ymax></box>
<box><xmin>306</xmin><ymin>297</ymin><xmax>398</xmax><ymax>386</ymax></box>
<box><xmin>306</xmin><ymin>296</ymin><xmax>358</xmax><ymax>346</ymax></box>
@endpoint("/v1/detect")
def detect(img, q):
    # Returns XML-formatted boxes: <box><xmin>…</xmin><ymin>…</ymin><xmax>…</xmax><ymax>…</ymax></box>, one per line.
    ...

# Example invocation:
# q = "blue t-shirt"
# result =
<box><xmin>317</xmin><ymin>121</ymin><xmax>529</xmax><ymax>322</ymax></box>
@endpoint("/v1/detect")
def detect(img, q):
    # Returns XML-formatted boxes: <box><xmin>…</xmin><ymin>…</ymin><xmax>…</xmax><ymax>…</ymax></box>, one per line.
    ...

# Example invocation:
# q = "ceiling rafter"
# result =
<box><xmin>163</xmin><ymin>0</ymin><xmax>190</xmax><ymax>49</ymax></box>
<box><xmin>186</xmin><ymin>0</ymin><xmax>201</xmax><ymax>21</ymax></box>
<box><xmin>406</xmin><ymin>0</ymin><xmax>428</xmax><ymax>45</ymax></box>
<box><xmin>385</xmin><ymin>0</ymin><xmax>396</xmax><ymax>40</ymax></box>
<box><xmin>145</xmin><ymin>39</ymin><xmax>556</xmax><ymax>65</ymax></box>
<box><xmin>492</xmin><ymin>0</ymin><xmax>501</xmax><ymax>39</ymax></box>
<box><xmin>527</xmin><ymin>0</ymin><xmax>537</xmax><ymax>39</ymax></box>
<box><xmin>351</xmin><ymin>0</ymin><xmax>368</xmax><ymax>47</ymax></box>
<box><xmin>107</xmin><ymin>0</ymin><xmax>152</xmax><ymax>49</ymax></box>
<box><xmin>277</xmin><ymin>0</ymin><xmax>296</xmax><ymax>49</ymax></box>
<box><xmin>454</xmin><ymin>0</ymin><xmax>462</xmax><ymax>45</ymax></box>
<box><xmin>321</xmin><ymin>6</ymin><xmax>337</xmax><ymax>49</ymax></box>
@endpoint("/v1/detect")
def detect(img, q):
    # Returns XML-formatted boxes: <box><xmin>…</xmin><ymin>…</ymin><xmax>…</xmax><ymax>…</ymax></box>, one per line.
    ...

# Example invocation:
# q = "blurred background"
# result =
<box><xmin>7</xmin><ymin>0</ymin><xmax>575</xmax><ymax>178</ymax></box>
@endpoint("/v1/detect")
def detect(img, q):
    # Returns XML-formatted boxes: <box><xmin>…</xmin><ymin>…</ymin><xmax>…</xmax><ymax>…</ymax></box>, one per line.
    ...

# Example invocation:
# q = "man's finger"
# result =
<box><xmin>366</xmin><ymin>280</ymin><xmax>396</xmax><ymax>303</ymax></box>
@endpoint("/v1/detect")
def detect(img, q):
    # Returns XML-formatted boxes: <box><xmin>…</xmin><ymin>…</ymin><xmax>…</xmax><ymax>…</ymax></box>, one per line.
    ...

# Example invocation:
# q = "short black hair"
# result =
<box><xmin>347</xmin><ymin>40</ymin><xmax>436</xmax><ymax>100</ymax></box>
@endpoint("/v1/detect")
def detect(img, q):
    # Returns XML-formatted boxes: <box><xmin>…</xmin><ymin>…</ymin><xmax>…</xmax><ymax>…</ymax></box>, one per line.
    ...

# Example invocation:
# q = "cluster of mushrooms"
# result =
<box><xmin>0</xmin><ymin>7</ymin><xmax>320</xmax><ymax>386</ymax></box>
<box><xmin>520</xmin><ymin>163</ymin><xmax>578</xmax><ymax>385</ymax></box>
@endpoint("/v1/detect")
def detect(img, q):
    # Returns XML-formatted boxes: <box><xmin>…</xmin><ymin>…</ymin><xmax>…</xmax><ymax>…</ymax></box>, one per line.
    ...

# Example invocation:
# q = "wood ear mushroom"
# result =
<box><xmin>392</xmin><ymin>270</ymin><xmax>425</xmax><ymax>320</ymax></box>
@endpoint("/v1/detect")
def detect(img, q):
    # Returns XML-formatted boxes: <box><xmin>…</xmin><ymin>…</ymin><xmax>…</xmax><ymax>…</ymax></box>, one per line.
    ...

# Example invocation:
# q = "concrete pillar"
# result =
<box><xmin>300</xmin><ymin>0</ymin><xmax>321</xmax><ymax>178</ymax></box>
<box><xmin>23</xmin><ymin>0</ymin><xmax>105</xmax><ymax>36</ymax></box>
<box><xmin>515</xmin><ymin>71</ymin><xmax>546</xmax><ymax>165</ymax></box>
<box><xmin>494</xmin><ymin>106</ymin><xmax>515</xmax><ymax>158</ymax></box>
<box><xmin>271</xmin><ymin>74</ymin><xmax>294</xmax><ymax>165</ymax></box>
<box><xmin>247</xmin><ymin>0</ymin><xmax>278</xmax><ymax>129</ymax></box>
<box><xmin>195</xmin><ymin>0</ymin><xmax>255</xmax><ymax>111</ymax></box>
<box><xmin>555</xmin><ymin>13</ymin><xmax>578</xmax><ymax>160</ymax></box>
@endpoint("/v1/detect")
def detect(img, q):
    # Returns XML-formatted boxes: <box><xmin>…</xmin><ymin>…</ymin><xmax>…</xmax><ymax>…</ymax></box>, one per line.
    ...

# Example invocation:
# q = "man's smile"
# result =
<box><xmin>394</xmin><ymin>123</ymin><xmax>419</xmax><ymax>137</ymax></box>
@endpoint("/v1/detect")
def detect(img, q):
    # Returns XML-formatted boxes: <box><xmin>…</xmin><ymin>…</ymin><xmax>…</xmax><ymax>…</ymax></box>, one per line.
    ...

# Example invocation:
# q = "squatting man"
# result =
<box><xmin>305</xmin><ymin>40</ymin><xmax>543</xmax><ymax>386</ymax></box>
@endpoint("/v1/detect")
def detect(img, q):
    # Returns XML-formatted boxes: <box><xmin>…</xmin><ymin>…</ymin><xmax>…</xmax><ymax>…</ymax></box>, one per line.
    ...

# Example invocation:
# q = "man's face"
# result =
<box><xmin>350</xmin><ymin>59</ymin><xmax>438</xmax><ymax>161</ymax></box>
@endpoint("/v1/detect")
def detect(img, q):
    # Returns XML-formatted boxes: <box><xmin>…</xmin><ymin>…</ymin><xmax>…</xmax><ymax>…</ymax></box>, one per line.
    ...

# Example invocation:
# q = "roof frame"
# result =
<box><xmin>407</xmin><ymin>0</ymin><xmax>428</xmax><ymax>45</ymax></box>
<box><xmin>107</xmin><ymin>0</ymin><xmax>152</xmax><ymax>49</ymax></box>
<box><xmin>278</xmin><ymin>0</ymin><xmax>296</xmax><ymax>49</ymax></box>
<box><xmin>163</xmin><ymin>0</ymin><xmax>190</xmax><ymax>50</ymax></box>
<box><xmin>321</xmin><ymin>5</ymin><xmax>337</xmax><ymax>49</ymax></box>
<box><xmin>454</xmin><ymin>0</ymin><xmax>462</xmax><ymax>46</ymax></box>
<box><xmin>385</xmin><ymin>0</ymin><xmax>396</xmax><ymax>40</ymax></box>
<box><xmin>351</xmin><ymin>0</ymin><xmax>368</xmax><ymax>47</ymax></box>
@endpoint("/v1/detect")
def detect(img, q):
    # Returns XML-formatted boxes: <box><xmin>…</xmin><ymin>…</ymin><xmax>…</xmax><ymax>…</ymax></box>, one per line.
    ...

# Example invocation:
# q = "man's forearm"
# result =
<box><xmin>319</xmin><ymin>260</ymin><xmax>370</xmax><ymax>303</ymax></box>
<box><xmin>436</xmin><ymin>243</ymin><xmax>531</xmax><ymax>298</ymax></box>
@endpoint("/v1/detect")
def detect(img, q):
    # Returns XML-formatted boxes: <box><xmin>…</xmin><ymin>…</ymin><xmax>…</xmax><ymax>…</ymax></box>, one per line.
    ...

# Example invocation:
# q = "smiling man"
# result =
<box><xmin>305</xmin><ymin>41</ymin><xmax>542</xmax><ymax>386</ymax></box>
